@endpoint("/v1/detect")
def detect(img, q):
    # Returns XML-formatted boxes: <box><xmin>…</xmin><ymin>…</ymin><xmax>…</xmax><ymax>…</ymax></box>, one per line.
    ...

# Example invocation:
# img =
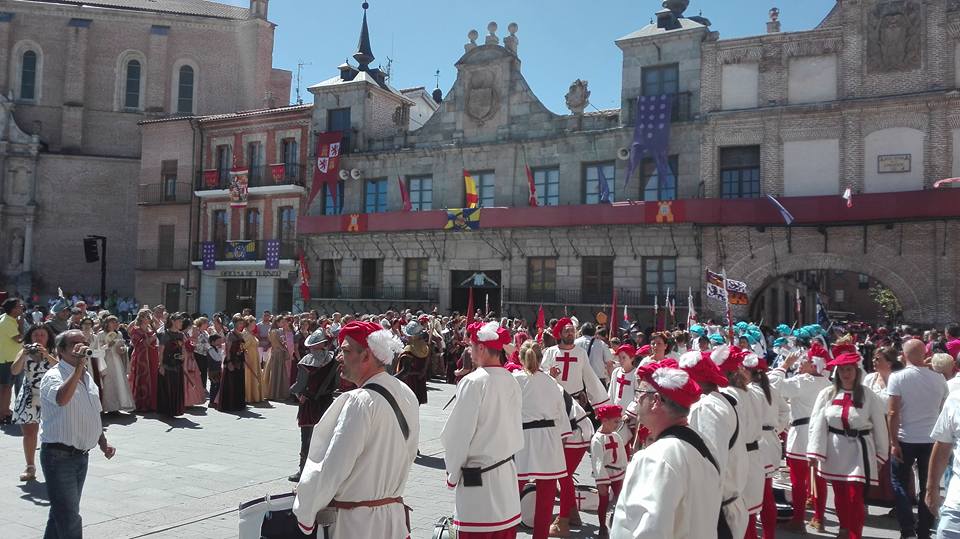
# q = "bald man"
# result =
<box><xmin>887</xmin><ymin>338</ymin><xmax>949</xmax><ymax>539</ymax></box>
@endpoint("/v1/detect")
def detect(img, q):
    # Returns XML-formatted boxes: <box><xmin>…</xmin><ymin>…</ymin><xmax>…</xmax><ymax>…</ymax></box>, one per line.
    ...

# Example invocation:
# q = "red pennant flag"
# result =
<box><xmin>466</xmin><ymin>287</ymin><xmax>475</xmax><ymax>326</ymax></box>
<box><xmin>310</xmin><ymin>132</ymin><xmax>342</xmax><ymax>206</ymax></box>
<box><xmin>609</xmin><ymin>288</ymin><xmax>618</xmax><ymax>337</ymax></box>
<box><xmin>298</xmin><ymin>250</ymin><xmax>312</xmax><ymax>303</ymax></box>
<box><xmin>536</xmin><ymin>305</ymin><xmax>545</xmax><ymax>342</ymax></box>
<box><xmin>525</xmin><ymin>165</ymin><xmax>538</xmax><ymax>207</ymax></box>
<box><xmin>398</xmin><ymin>176</ymin><xmax>412</xmax><ymax>211</ymax></box>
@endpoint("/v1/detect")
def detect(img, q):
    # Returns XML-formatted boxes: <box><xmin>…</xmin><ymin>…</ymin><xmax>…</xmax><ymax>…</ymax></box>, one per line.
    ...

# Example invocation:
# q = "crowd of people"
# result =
<box><xmin>2</xmin><ymin>291</ymin><xmax>960</xmax><ymax>539</ymax></box>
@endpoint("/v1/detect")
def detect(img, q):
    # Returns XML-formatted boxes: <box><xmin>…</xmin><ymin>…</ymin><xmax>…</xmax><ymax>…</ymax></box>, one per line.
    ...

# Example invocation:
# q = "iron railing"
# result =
<box><xmin>310</xmin><ymin>285</ymin><xmax>439</xmax><ymax>302</ymax></box>
<box><xmin>195</xmin><ymin>163</ymin><xmax>307</xmax><ymax>191</ymax></box>
<box><xmin>138</xmin><ymin>182</ymin><xmax>192</xmax><ymax>204</ymax></box>
<box><xmin>193</xmin><ymin>240</ymin><xmax>297</xmax><ymax>261</ymax></box>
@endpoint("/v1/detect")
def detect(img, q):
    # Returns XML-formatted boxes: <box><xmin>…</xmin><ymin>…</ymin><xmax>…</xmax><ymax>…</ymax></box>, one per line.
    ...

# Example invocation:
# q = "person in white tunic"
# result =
<box><xmin>442</xmin><ymin>321</ymin><xmax>523</xmax><ymax>539</ymax></box>
<box><xmin>541</xmin><ymin>318</ymin><xmax>609</xmax><ymax>409</ymax></box>
<box><xmin>592</xmin><ymin>404</ymin><xmax>628</xmax><ymax>538</ymax></box>
<box><xmin>512</xmin><ymin>339</ymin><xmax>569</xmax><ymax>539</ymax></box>
<box><xmin>611</xmin><ymin>361</ymin><xmax>722</xmax><ymax>539</ymax></box>
<box><xmin>680</xmin><ymin>349</ymin><xmax>743</xmax><ymax>539</ymax></box>
<box><xmin>94</xmin><ymin>316</ymin><xmax>134</xmax><ymax>413</ymax></box>
<box><xmin>768</xmin><ymin>345</ymin><xmax>831</xmax><ymax>532</ymax></box>
<box><xmin>608</xmin><ymin>344</ymin><xmax>638</xmax><ymax>450</ymax></box>
<box><xmin>807</xmin><ymin>351</ymin><xmax>888</xmax><ymax>539</ymax></box>
<box><xmin>293</xmin><ymin>321</ymin><xmax>419</xmax><ymax>539</ymax></box>
<box><xmin>553</xmin><ymin>379</ymin><xmax>595</xmax><ymax>535</ymax></box>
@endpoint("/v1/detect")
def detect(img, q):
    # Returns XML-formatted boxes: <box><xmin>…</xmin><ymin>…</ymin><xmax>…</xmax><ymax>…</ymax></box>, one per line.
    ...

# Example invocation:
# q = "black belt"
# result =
<box><xmin>523</xmin><ymin>419</ymin><xmax>555</xmax><ymax>430</ymax></box>
<box><xmin>762</xmin><ymin>425</ymin><xmax>775</xmax><ymax>431</ymax></box>
<box><xmin>41</xmin><ymin>442</ymin><xmax>90</xmax><ymax>455</ymax></box>
<box><xmin>828</xmin><ymin>427</ymin><xmax>871</xmax><ymax>438</ymax></box>
<box><xmin>745</xmin><ymin>441</ymin><xmax>759</xmax><ymax>451</ymax></box>
<box><xmin>721</xmin><ymin>496</ymin><xmax>738</xmax><ymax>507</ymax></box>
<box><xmin>791</xmin><ymin>417</ymin><xmax>810</xmax><ymax>427</ymax></box>
<box><xmin>605</xmin><ymin>465</ymin><xmax>624</xmax><ymax>472</ymax></box>
<box><xmin>827</xmin><ymin>426</ymin><xmax>873</xmax><ymax>495</ymax></box>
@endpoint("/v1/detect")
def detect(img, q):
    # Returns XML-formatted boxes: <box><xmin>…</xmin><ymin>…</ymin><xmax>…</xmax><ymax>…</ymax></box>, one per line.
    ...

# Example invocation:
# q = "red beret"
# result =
<box><xmin>831</xmin><ymin>342</ymin><xmax>857</xmax><ymax>358</ymax></box>
<box><xmin>594</xmin><ymin>404</ymin><xmax>623</xmax><ymax>421</ymax></box>
<box><xmin>615</xmin><ymin>344</ymin><xmax>636</xmax><ymax>357</ymax></box>
<box><xmin>552</xmin><ymin>317</ymin><xmax>574</xmax><ymax>338</ymax></box>
<box><xmin>337</xmin><ymin>321</ymin><xmax>383</xmax><ymax>348</ymax></box>
<box><xmin>678</xmin><ymin>350</ymin><xmax>728</xmax><ymax>389</ymax></box>
<box><xmin>636</xmin><ymin>361</ymin><xmax>701</xmax><ymax>409</ymax></box>
<box><xmin>469</xmin><ymin>321</ymin><xmax>512</xmax><ymax>350</ymax></box>
<box><xmin>826</xmin><ymin>352</ymin><xmax>861</xmax><ymax>368</ymax></box>
<box><xmin>711</xmin><ymin>345</ymin><xmax>746</xmax><ymax>374</ymax></box>
<box><xmin>636</xmin><ymin>344</ymin><xmax>652</xmax><ymax>357</ymax></box>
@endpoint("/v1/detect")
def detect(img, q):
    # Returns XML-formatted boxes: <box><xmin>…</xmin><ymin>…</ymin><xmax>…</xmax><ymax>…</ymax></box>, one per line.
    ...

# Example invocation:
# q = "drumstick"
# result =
<box><xmin>810</xmin><ymin>463</ymin><xmax>818</xmax><ymax>501</ymax></box>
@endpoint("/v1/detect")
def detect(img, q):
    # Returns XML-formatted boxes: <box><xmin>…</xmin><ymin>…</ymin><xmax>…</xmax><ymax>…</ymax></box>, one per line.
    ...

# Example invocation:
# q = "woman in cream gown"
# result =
<box><xmin>95</xmin><ymin>316</ymin><xmax>135</xmax><ymax>413</ymax></box>
<box><xmin>263</xmin><ymin>316</ymin><xmax>291</xmax><ymax>401</ymax></box>
<box><xmin>242</xmin><ymin>315</ymin><xmax>264</xmax><ymax>403</ymax></box>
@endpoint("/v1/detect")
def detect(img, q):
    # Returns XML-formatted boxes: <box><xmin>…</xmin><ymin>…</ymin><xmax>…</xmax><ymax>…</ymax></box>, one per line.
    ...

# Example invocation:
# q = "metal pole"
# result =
<box><xmin>100</xmin><ymin>236</ymin><xmax>106</xmax><ymax>307</ymax></box>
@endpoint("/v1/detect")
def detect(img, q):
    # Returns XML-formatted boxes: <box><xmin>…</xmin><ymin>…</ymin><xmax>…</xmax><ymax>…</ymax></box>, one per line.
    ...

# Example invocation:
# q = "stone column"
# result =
<box><xmin>22</xmin><ymin>213</ymin><xmax>33</xmax><ymax>272</ymax></box>
<box><xmin>841</xmin><ymin>110</ymin><xmax>864</xmax><ymax>193</ymax></box>
<box><xmin>60</xmin><ymin>19</ymin><xmax>91</xmax><ymax>150</ymax></box>
<box><xmin>761</xmin><ymin>113</ymin><xmax>783</xmax><ymax>195</ymax></box>
<box><xmin>926</xmin><ymin>103</ymin><xmax>950</xmax><ymax>188</ymax></box>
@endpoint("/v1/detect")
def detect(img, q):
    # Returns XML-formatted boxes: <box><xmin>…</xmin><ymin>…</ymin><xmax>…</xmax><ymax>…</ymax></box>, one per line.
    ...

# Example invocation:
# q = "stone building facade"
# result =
<box><xmin>0</xmin><ymin>0</ymin><xmax>290</xmax><ymax>300</ymax></box>
<box><xmin>291</xmin><ymin>1</ymin><xmax>960</xmax><ymax>327</ymax></box>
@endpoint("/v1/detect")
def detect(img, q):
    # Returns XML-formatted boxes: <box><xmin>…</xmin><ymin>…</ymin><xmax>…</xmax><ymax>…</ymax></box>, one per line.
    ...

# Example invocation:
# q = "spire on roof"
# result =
<box><xmin>353</xmin><ymin>2</ymin><xmax>374</xmax><ymax>71</ymax></box>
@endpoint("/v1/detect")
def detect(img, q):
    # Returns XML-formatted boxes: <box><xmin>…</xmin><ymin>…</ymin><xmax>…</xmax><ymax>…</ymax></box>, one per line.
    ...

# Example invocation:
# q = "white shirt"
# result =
<box><xmin>886</xmin><ymin>365</ymin><xmax>949</xmax><ymax>443</ymax></box>
<box><xmin>931</xmin><ymin>392</ymin><xmax>960</xmax><ymax>509</ymax></box>
<box><xmin>39</xmin><ymin>360</ymin><xmax>103</xmax><ymax>451</ymax></box>
<box><xmin>575</xmin><ymin>335</ymin><xmax>614</xmax><ymax>382</ymax></box>
<box><xmin>947</xmin><ymin>376</ymin><xmax>960</xmax><ymax>394</ymax></box>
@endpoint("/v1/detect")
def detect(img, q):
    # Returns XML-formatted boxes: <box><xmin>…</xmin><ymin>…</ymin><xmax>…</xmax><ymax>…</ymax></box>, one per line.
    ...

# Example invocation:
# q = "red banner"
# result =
<box><xmin>270</xmin><ymin>164</ymin><xmax>286</xmax><ymax>183</ymax></box>
<box><xmin>298</xmin><ymin>250</ymin><xmax>311</xmax><ymax>303</ymax></box>
<box><xmin>229</xmin><ymin>168</ymin><xmax>248</xmax><ymax>208</ymax></box>
<box><xmin>310</xmin><ymin>132</ymin><xmax>342</xmax><ymax>206</ymax></box>
<box><xmin>525</xmin><ymin>165</ymin><xmax>538</xmax><ymax>207</ymax></box>
<box><xmin>203</xmin><ymin>169</ymin><xmax>219</xmax><ymax>188</ymax></box>
<box><xmin>398</xmin><ymin>176</ymin><xmax>412</xmax><ymax>211</ymax></box>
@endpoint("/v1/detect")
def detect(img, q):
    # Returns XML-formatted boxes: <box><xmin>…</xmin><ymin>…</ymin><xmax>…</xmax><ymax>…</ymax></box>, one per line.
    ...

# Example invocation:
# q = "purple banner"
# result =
<box><xmin>265</xmin><ymin>239</ymin><xmax>280</xmax><ymax>269</ymax></box>
<box><xmin>201</xmin><ymin>241</ymin><xmax>216</xmax><ymax>270</ymax></box>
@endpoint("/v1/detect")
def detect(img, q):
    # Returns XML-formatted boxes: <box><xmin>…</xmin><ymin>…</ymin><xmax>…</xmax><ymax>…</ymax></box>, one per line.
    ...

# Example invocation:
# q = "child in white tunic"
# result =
<box><xmin>592</xmin><ymin>405</ymin><xmax>627</xmax><ymax>537</ymax></box>
<box><xmin>607</xmin><ymin>344</ymin><xmax>638</xmax><ymax>451</ymax></box>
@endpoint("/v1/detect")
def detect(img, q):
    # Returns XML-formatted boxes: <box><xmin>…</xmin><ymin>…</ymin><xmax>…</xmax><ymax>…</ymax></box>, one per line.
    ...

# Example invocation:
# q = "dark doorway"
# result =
<box><xmin>225</xmin><ymin>279</ymin><xmax>257</xmax><ymax>314</ymax></box>
<box><xmin>450</xmin><ymin>270</ymin><xmax>501</xmax><ymax>316</ymax></box>
<box><xmin>277</xmin><ymin>281</ymin><xmax>293</xmax><ymax>313</ymax></box>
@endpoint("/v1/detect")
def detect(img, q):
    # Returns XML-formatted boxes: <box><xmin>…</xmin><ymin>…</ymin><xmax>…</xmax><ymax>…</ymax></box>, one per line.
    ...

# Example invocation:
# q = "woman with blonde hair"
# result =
<box><xmin>95</xmin><ymin>315</ymin><xmax>134</xmax><ymax>413</ymax></box>
<box><xmin>513</xmin><ymin>339</ymin><xmax>568</xmax><ymax>539</ymax></box>
<box><xmin>128</xmin><ymin>308</ymin><xmax>159</xmax><ymax>412</ymax></box>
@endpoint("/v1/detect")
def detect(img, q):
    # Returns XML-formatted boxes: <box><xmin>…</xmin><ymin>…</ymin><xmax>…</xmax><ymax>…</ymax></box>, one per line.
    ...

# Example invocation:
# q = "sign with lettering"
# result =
<box><xmin>878</xmin><ymin>154</ymin><xmax>911</xmax><ymax>174</ymax></box>
<box><xmin>215</xmin><ymin>270</ymin><xmax>282</xmax><ymax>278</ymax></box>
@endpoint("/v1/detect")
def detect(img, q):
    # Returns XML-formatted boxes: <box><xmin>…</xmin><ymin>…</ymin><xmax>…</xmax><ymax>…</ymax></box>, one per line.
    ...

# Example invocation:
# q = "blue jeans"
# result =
<box><xmin>40</xmin><ymin>446</ymin><xmax>89</xmax><ymax>539</ymax></box>
<box><xmin>892</xmin><ymin>441</ymin><xmax>935</xmax><ymax>539</ymax></box>
<box><xmin>938</xmin><ymin>506</ymin><xmax>960</xmax><ymax>539</ymax></box>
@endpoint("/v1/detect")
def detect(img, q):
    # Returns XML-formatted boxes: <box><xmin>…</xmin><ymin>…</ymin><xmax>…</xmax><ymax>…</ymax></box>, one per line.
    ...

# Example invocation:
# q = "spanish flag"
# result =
<box><xmin>463</xmin><ymin>169</ymin><xmax>479</xmax><ymax>208</ymax></box>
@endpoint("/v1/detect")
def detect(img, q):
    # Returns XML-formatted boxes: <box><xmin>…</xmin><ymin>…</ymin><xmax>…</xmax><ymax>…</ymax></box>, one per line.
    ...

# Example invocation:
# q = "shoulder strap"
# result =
<box><xmin>660</xmin><ymin>425</ymin><xmax>720</xmax><ymax>476</ymax></box>
<box><xmin>587</xmin><ymin>337</ymin><xmax>596</xmax><ymax>357</ymax></box>
<box><xmin>719</xmin><ymin>392</ymin><xmax>740</xmax><ymax>450</ymax></box>
<box><xmin>364</xmin><ymin>383</ymin><xmax>410</xmax><ymax>440</ymax></box>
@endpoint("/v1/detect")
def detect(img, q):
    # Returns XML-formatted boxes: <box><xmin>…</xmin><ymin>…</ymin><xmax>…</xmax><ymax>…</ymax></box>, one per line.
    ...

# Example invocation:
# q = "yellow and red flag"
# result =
<box><xmin>463</xmin><ymin>169</ymin><xmax>479</xmax><ymax>208</ymax></box>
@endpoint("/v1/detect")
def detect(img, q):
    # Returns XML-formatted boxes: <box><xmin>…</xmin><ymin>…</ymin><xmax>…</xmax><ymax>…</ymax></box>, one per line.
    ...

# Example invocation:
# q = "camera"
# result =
<box><xmin>82</xmin><ymin>348</ymin><xmax>105</xmax><ymax>360</ymax></box>
<box><xmin>25</xmin><ymin>343</ymin><xmax>41</xmax><ymax>354</ymax></box>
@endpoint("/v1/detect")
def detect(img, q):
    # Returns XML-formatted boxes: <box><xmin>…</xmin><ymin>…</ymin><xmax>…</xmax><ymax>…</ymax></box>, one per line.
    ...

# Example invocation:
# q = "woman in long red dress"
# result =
<box><xmin>128</xmin><ymin>309</ymin><xmax>159</xmax><ymax>412</ymax></box>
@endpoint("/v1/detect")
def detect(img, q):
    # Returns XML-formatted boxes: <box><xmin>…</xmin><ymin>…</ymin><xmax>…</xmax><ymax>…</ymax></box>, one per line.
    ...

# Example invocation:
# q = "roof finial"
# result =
<box><xmin>353</xmin><ymin>2</ymin><xmax>374</xmax><ymax>71</ymax></box>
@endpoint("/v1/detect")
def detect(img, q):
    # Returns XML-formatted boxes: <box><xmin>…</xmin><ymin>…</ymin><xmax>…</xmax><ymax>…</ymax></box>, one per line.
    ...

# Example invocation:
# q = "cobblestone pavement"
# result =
<box><xmin>0</xmin><ymin>379</ymin><xmax>904</xmax><ymax>538</ymax></box>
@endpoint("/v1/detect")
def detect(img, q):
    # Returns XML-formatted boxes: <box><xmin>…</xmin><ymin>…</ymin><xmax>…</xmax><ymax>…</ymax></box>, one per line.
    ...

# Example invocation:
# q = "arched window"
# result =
<box><xmin>124</xmin><ymin>59</ymin><xmax>141</xmax><ymax>109</ymax></box>
<box><xmin>177</xmin><ymin>65</ymin><xmax>194</xmax><ymax>114</ymax></box>
<box><xmin>20</xmin><ymin>51</ymin><xmax>37</xmax><ymax>101</ymax></box>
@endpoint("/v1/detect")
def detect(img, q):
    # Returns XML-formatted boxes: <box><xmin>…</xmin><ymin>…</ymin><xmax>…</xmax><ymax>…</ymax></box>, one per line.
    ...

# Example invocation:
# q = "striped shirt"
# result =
<box><xmin>39</xmin><ymin>360</ymin><xmax>103</xmax><ymax>451</ymax></box>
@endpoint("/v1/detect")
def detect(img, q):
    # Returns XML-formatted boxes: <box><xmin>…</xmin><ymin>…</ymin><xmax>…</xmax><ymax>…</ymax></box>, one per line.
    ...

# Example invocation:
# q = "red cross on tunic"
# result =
<box><xmin>605</xmin><ymin>435</ymin><xmax>619</xmax><ymax>464</ymax></box>
<box><xmin>831</xmin><ymin>392</ymin><xmax>855</xmax><ymax>430</ymax></box>
<box><xmin>556</xmin><ymin>351</ymin><xmax>578</xmax><ymax>382</ymax></box>
<box><xmin>615</xmin><ymin>373</ymin><xmax>631</xmax><ymax>399</ymax></box>
<box><xmin>575</xmin><ymin>490</ymin><xmax>586</xmax><ymax>509</ymax></box>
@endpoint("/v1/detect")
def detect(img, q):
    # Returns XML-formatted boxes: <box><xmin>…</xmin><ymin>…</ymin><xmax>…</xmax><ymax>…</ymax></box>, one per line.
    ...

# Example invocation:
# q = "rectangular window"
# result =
<box><xmin>20</xmin><ymin>51</ymin><xmax>37</xmax><ymax>101</ymax></box>
<box><xmin>642</xmin><ymin>155</ymin><xmax>678</xmax><ymax>201</ymax></box>
<box><xmin>365</xmin><ymin>178</ymin><xmax>388</xmax><ymax>213</ymax></box>
<box><xmin>158</xmin><ymin>224</ymin><xmax>175</xmax><ymax>270</ymax></box>
<box><xmin>319</xmin><ymin>259</ymin><xmax>338</xmax><ymax>298</ymax></box>
<box><xmin>281</xmin><ymin>138</ymin><xmax>299</xmax><ymax>180</ymax></box>
<box><xmin>163</xmin><ymin>283</ymin><xmax>181</xmax><ymax>312</ymax></box>
<box><xmin>215</xmin><ymin>145</ymin><xmax>231</xmax><ymax>184</ymax></box>
<box><xmin>247</xmin><ymin>142</ymin><xmax>263</xmax><ymax>184</ymax></box>
<box><xmin>161</xmin><ymin>160</ymin><xmax>178</xmax><ymax>202</ymax></box>
<box><xmin>245</xmin><ymin>208</ymin><xmax>260</xmax><ymax>240</ymax></box>
<box><xmin>124</xmin><ymin>60</ymin><xmax>141</xmax><ymax>109</ymax></box>
<box><xmin>584</xmin><ymin>162</ymin><xmax>616</xmax><ymax>204</ymax></box>
<box><xmin>322</xmin><ymin>180</ymin><xmax>345</xmax><ymax>216</ymax></box>
<box><xmin>534</xmin><ymin>167</ymin><xmax>560</xmax><ymax>207</ymax></box>
<box><xmin>526</xmin><ymin>257</ymin><xmax>557</xmax><ymax>302</ymax></box>
<box><xmin>277</xmin><ymin>206</ymin><xmax>296</xmax><ymax>242</ymax></box>
<box><xmin>581</xmin><ymin>257</ymin><xmax>614</xmax><ymax>304</ymax></box>
<box><xmin>472</xmin><ymin>171</ymin><xmax>495</xmax><ymax>208</ymax></box>
<box><xmin>642</xmin><ymin>64</ymin><xmax>679</xmax><ymax>97</ymax></box>
<box><xmin>407</xmin><ymin>176</ymin><xmax>433</xmax><ymax>211</ymax></box>
<box><xmin>404</xmin><ymin>258</ymin><xmax>429</xmax><ymax>298</ymax></box>
<box><xmin>643</xmin><ymin>257</ymin><xmax>677</xmax><ymax>304</ymax></box>
<box><xmin>360</xmin><ymin>258</ymin><xmax>383</xmax><ymax>298</ymax></box>
<box><xmin>212</xmin><ymin>209</ymin><xmax>227</xmax><ymax>243</ymax></box>
<box><xmin>328</xmin><ymin>108</ymin><xmax>352</xmax><ymax>154</ymax></box>
<box><xmin>720</xmin><ymin>146</ymin><xmax>761</xmax><ymax>199</ymax></box>
<box><xmin>858</xmin><ymin>273</ymin><xmax>870</xmax><ymax>289</ymax></box>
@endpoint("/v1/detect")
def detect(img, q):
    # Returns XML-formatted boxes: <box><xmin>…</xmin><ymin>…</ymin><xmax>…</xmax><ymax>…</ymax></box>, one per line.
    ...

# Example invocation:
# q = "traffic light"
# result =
<box><xmin>83</xmin><ymin>238</ymin><xmax>99</xmax><ymax>263</ymax></box>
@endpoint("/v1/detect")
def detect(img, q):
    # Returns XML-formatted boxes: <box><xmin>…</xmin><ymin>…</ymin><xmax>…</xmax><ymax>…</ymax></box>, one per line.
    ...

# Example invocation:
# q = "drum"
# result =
<box><xmin>238</xmin><ymin>492</ymin><xmax>335</xmax><ymax>539</ymax></box>
<box><xmin>520</xmin><ymin>482</ymin><xmax>537</xmax><ymax>527</ymax></box>
<box><xmin>575</xmin><ymin>484</ymin><xmax>599</xmax><ymax>512</ymax></box>
<box><xmin>432</xmin><ymin>516</ymin><xmax>457</xmax><ymax>539</ymax></box>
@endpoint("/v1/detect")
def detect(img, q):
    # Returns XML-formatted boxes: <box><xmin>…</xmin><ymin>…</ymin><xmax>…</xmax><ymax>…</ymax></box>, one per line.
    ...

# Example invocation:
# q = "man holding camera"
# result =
<box><xmin>39</xmin><ymin>329</ymin><xmax>116</xmax><ymax>539</ymax></box>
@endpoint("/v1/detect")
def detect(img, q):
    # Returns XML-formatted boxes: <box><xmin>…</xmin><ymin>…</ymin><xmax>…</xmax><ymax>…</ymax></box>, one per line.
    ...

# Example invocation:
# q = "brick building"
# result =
<box><xmin>0</xmin><ymin>0</ymin><xmax>289</xmax><ymax>301</ymax></box>
<box><xmin>294</xmin><ymin>0</ymin><xmax>960</xmax><ymax>327</ymax></box>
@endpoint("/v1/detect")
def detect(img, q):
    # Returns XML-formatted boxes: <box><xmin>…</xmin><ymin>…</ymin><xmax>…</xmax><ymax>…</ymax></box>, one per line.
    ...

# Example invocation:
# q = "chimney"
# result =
<box><xmin>767</xmin><ymin>7</ymin><xmax>781</xmax><ymax>33</ymax></box>
<box><xmin>249</xmin><ymin>0</ymin><xmax>268</xmax><ymax>20</ymax></box>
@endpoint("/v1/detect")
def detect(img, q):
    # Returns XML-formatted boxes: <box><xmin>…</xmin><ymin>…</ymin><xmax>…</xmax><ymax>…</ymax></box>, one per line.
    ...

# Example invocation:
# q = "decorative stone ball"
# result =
<box><xmin>508</xmin><ymin>22</ymin><xmax>518</xmax><ymax>34</ymax></box>
<box><xmin>362</xmin><ymin>2</ymin><xmax>369</xmax><ymax>10</ymax></box>
<box><xmin>487</xmin><ymin>21</ymin><xmax>498</xmax><ymax>34</ymax></box>
<box><xmin>769</xmin><ymin>7</ymin><xmax>780</xmax><ymax>22</ymax></box>
<box><xmin>468</xmin><ymin>29</ymin><xmax>479</xmax><ymax>42</ymax></box>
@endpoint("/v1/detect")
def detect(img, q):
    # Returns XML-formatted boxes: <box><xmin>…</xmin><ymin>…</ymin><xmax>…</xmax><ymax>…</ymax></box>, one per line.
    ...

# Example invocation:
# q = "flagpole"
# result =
<box><xmin>722</xmin><ymin>268</ymin><xmax>734</xmax><ymax>342</ymax></box>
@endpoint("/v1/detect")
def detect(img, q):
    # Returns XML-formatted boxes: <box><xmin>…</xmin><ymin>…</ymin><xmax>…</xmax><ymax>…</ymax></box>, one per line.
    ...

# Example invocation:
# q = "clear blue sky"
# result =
<box><xmin>224</xmin><ymin>0</ymin><xmax>837</xmax><ymax>111</ymax></box>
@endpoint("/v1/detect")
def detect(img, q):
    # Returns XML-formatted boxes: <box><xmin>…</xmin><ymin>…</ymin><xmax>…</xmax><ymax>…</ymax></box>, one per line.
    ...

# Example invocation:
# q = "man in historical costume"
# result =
<box><xmin>679</xmin><ymin>349</ymin><xmax>744</xmax><ymax>539</ymax></box>
<box><xmin>395</xmin><ymin>321</ymin><xmax>430</xmax><ymax>406</ymax></box>
<box><xmin>541</xmin><ymin>318</ymin><xmax>609</xmax><ymax>409</ymax></box>
<box><xmin>288</xmin><ymin>327</ymin><xmax>340</xmax><ymax>482</ymax></box>
<box><xmin>441</xmin><ymin>321</ymin><xmax>523</xmax><ymax>538</ymax></box>
<box><xmin>610</xmin><ymin>361</ymin><xmax>721</xmax><ymax>538</ymax></box>
<box><xmin>293</xmin><ymin>321</ymin><xmax>419</xmax><ymax>538</ymax></box>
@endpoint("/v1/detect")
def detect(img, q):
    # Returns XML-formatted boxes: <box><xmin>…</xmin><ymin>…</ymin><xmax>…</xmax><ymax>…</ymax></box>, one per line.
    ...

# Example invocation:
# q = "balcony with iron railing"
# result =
<box><xmin>309</xmin><ymin>285</ymin><xmax>439</xmax><ymax>302</ymax></box>
<box><xmin>136</xmin><ymin>249</ymin><xmax>191</xmax><ymax>271</ymax></box>
<box><xmin>195</xmin><ymin>163</ymin><xmax>307</xmax><ymax>191</ymax></box>
<box><xmin>192</xmin><ymin>240</ymin><xmax>298</xmax><ymax>261</ymax></box>
<box><xmin>138</xmin><ymin>182</ymin><xmax>192</xmax><ymax>205</ymax></box>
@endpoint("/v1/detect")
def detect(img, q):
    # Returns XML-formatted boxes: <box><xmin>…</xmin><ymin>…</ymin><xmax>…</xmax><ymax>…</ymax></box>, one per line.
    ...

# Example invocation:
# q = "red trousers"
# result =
<box><xmin>832</xmin><ymin>481</ymin><xmax>865</xmax><ymax>539</ymax></box>
<box><xmin>557</xmin><ymin>446</ymin><xmax>588</xmax><ymax>518</ymax></box>
<box><xmin>597</xmin><ymin>480</ymin><xmax>623</xmax><ymax>532</ymax></box>
<box><xmin>744</xmin><ymin>477</ymin><xmax>780</xmax><ymax>539</ymax></box>
<box><xmin>458</xmin><ymin>529</ymin><xmax>518</xmax><ymax>539</ymax></box>
<box><xmin>518</xmin><ymin>479</ymin><xmax>557</xmax><ymax>539</ymax></box>
<box><xmin>786</xmin><ymin>457</ymin><xmax>826</xmax><ymax>523</ymax></box>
